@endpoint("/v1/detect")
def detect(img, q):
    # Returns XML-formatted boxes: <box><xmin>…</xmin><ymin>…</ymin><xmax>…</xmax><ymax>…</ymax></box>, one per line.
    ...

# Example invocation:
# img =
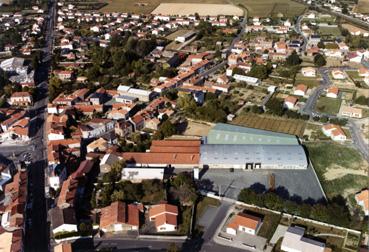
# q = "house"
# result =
<box><xmin>358</xmin><ymin>67</ymin><xmax>369</xmax><ymax>77</ymax></box>
<box><xmin>80</xmin><ymin>118</ymin><xmax>115</xmax><ymax>139</ymax></box>
<box><xmin>284</xmin><ymin>96</ymin><xmax>298</xmax><ymax>109</ymax></box>
<box><xmin>149</xmin><ymin>203</ymin><xmax>178</xmax><ymax>232</ymax></box>
<box><xmin>99</xmin><ymin>201</ymin><xmax>140</xmax><ymax>232</ymax></box>
<box><xmin>117</xmin><ymin>85</ymin><xmax>155</xmax><ymax>102</ymax></box>
<box><xmin>54</xmin><ymin>242</ymin><xmax>72</xmax><ymax>252</ymax></box>
<box><xmin>331</xmin><ymin>69</ymin><xmax>346</xmax><ymax>80</ymax></box>
<box><xmin>326</xmin><ymin>86</ymin><xmax>339</xmax><ymax>98</ymax></box>
<box><xmin>355</xmin><ymin>189</ymin><xmax>369</xmax><ymax>216</ymax></box>
<box><xmin>49</xmin><ymin>207</ymin><xmax>77</xmax><ymax>235</ymax></box>
<box><xmin>114</xmin><ymin>120</ymin><xmax>133</xmax><ymax>138</ymax></box>
<box><xmin>321</xmin><ymin>124</ymin><xmax>347</xmax><ymax>141</ymax></box>
<box><xmin>226</xmin><ymin>212</ymin><xmax>262</xmax><ymax>236</ymax></box>
<box><xmin>175</xmin><ymin>31</ymin><xmax>196</xmax><ymax>43</ymax></box>
<box><xmin>9</xmin><ymin>92</ymin><xmax>33</xmax><ymax>106</ymax></box>
<box><xmin>281</xmin><ymin>226</ymin><xmax>326</xmax><ymax>252</ymax></box>
<box><xmin>301</xmin><ymin>67</ymin><xmax>316</xmax><ymax>77</ymax></box>
<box><xmin>86</xmin><ymin>137</ymin><xmax>108</xmax><ymax>153</ymax></box>
<box><xmin>121</xmin><ymin>167</ymin><xmax>164</xmax><ymax>182</ymax></box>
<box><xmin>233</xmin><ymin>74</ymin><xmax>260</xmax><ymax>86</ymax></box>
<box><xmin>54</xmin><ymin>70</ymin><xmax>73</xmax><ymax>81</ymax></box>
<box><xmin>340</xmin><ymin>105</ymin><xmax>362</xmax><ymax>118</ymax></box>
<box><xmin>293</xmin><ymin>84</ymin><xmax>308</xmax><ymax>96</ymax></box>
<box><xmin>100</xmin><ymin>153</ymin><xmax>121</xmax><ymax>174</ymax></box>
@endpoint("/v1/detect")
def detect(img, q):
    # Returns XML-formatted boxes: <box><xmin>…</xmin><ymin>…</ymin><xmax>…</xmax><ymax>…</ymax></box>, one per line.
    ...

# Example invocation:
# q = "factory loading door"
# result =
<box><xmin>246</xmin><ymin>163</ymin><xmax>254</xmax><ymax>170</ymax></box>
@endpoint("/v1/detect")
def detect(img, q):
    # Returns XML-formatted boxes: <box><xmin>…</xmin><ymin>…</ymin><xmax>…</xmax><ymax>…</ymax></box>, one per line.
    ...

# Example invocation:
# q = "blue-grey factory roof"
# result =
<box><xmin>200</xmin><ymin>144</ymin><xmax>307</xmax><ymax>168</ymax></box>
<box><xmin>206</xmin><ymin>123</ymin><xmax>299</xmax><ymax>145</ymax></box>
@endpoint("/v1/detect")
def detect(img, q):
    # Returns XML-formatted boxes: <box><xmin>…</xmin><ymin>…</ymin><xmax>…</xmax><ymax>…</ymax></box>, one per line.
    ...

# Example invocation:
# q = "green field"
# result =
<box><xmin>318</xmin><ymin>26</ymin><xmax>342</xmax><ymax>37</ymax></box>
<box><xmin>306</xmin><ymin>142</ymin><xmax>369</xmax><ymax>199</ymax></box>
<box><xmin>295</xmin><ymin>73</ymin><xmax>321</xmax><ymax>88</ymax></box>
<box><xmin>315</xmin><ymin>97</ymin><xmax>341</xmax><ymax>115</ymax></box>
<box><xmin>100</xmin><ymin>0</ymin><xmax>228</xmax><ymax>13</ymax></box>
<box><xmin>232</xmin><ymin>0</ymin><xmax>306</xmax><ymax>17</ymax></box>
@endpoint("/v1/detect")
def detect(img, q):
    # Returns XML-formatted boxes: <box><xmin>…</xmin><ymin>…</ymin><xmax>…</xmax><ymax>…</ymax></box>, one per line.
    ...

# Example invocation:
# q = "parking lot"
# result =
<box><xmin>199</xmin><ymin>165</ymin><xmax>325</xmax><ymax>202</ymax></box>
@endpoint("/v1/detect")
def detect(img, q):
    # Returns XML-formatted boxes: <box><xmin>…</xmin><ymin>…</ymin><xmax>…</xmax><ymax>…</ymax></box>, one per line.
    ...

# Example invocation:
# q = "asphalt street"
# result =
<box><xmin>24</xmin><ymin>0</ymin><xmax>56</xmax><ymax>251</ymax></box>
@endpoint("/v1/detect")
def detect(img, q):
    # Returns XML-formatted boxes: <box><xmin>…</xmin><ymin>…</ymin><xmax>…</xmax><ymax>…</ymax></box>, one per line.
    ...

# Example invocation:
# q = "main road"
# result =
<box><xmin>24</xmin><ymin>0</ymin><xmax>56</xmax><ymax>251</ymax></box>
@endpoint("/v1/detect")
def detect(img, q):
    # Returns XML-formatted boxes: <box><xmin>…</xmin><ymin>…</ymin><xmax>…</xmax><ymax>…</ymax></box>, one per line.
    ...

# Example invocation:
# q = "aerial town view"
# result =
<box><xmin>0</xmin><ymin>0</ymin><xmax>368</xmax><ymax>251</ymax></box>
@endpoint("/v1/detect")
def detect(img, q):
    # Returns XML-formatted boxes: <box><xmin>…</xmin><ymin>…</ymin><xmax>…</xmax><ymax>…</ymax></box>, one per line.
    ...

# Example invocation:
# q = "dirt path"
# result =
<box><xmin>324</xmin><ymin>164</ymin><xmax>369</xmax><ymax>181</ymax></box>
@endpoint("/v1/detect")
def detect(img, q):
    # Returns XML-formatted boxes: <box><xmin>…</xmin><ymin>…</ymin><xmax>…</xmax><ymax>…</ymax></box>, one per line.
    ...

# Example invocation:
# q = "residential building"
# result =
<box><xmin>49</xmin><ymin>207</ymin><xmax>78</xmax><ymax>235</ymax></box>
<box><xmin>233</xmin><ymin>74</ymin><xmax>260</xmax><ymax>86</ymax></box>
<box><xmin>321</xmin><ymin>124</ymin><xmax>347</xmax><ymax>141</ymax></box>
<box><xmin>9</xmin><ymin>92</ymin><xmax>33</xmax><ymax>106</ymax></box>
<box><xmin>99</xmin><ymin>201</ymin><xmax>140</xmax><ymax>232</ymax></box>
<box><xmin>326</xmin><ymin>86</ymin><xmax>339</xmax><ymax>98</ymax></box>
<box><xmin>284</xmin><ymin>96</ymin><xmax>298</xmax><ymax>109</ymax></box>
<box><xmin>121</xmin><ymin>167</ymin><xmax>165</xmax><ymax>182</ymax></box>
<box><xmin>149</xmin><ymin>203</ymin><xmax>178</xmax><ymax>232</ymax></box>
<box><xmin>355</xmin><ymin>189</ymin><xmax>369</xmax><ymax>216</ymax></box>
<box><xmin>226</xmin><ymin>212</ymin><xmax>262</xmax><ymax>236</ymax></box>
<box><xmin>301</xmin><ymin>67</ymin><xmax>316</xmax><ymax>77</ymax></box>
<box><xmin>281</xmin><ymin>226</ymin><xmax>326</xmax><ymax>252</ymax></box>
<box><xmin>331</xmin><ymin>69</ymin><xmax>346</xmax><ymax>80</ymax></box>
<box><xmin>340</xmin><ymin>105</ymin><xmax>362</xmax><ymax>118</ymax></box>
<box><xmin>293</xmin><ymin>84</ymin><xmax>308</xmax><ymax>96</ymax></box>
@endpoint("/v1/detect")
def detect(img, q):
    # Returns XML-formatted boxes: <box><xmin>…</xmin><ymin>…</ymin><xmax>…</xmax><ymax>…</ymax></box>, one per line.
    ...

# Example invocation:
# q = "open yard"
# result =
<box><xmin>183</xmin><ymin>120</ymin><xmax>214</xmax><ymax>137</ymax></box>
<box><xmin>100</xmin><ymin>0</ymin><xmax>230</xmax><ymax>13</ymax></box>
<box><xmin>315</xmin><ymin>97</ymin><xmax>341</xmax><ymax>115</ymax></box>
<box><xmin>232</xmin><ymin>114</ymin><xmax>306</xmax><ymax>137</ymax></box>
<box><xmin>306</xmin><ymin>142</ymin><xmax>369</xmax><ymax>199</ymax></box>
<box><xmin>232</xmin><ymin>0</ymin><xmax>306</xmax><ymax>17</ymax></box>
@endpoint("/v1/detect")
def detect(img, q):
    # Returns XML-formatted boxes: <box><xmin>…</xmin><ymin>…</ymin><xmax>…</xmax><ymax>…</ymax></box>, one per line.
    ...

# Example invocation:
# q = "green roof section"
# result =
<box><xmin>206</xmin><ymin>123</ymin><xmax>299</xmax><ymax>145</ymax></box>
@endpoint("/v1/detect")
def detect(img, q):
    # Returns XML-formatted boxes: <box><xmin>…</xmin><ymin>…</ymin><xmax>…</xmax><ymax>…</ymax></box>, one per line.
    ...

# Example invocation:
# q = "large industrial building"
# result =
<box><xmin>122</xmin><ymin>124</ymin><xmax>308</xmax><ymax>170</ymax></box>
<box><xmin>205</xmin><ymin>123</ymin><xmax>299</xmax><ymax>145</ymax></box>
<box><xmin>200</xmin><ymin>144</ymin><xmax>307</xmax><ymax>170</ymax></box>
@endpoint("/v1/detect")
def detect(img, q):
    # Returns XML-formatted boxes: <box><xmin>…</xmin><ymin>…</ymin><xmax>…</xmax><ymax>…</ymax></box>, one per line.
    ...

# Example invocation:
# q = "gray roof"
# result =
<box><xmin>200</xmin><ymin>144</ymin><xmax>307</xmax><ymax>167</ymax></box>
<box><xmin>206</xmin><ymin>123</ymin><xmax>299</xmax><ymax>145</ymax></box>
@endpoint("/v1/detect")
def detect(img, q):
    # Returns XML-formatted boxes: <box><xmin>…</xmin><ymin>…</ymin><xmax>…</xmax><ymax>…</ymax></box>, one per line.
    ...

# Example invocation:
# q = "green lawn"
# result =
<box><xmin>318</xmin><ymin>26</ymin><xmax>341</xmax><ymax>36</ymax></box>
<box><xmin>315</xmin><ymin>97</ymin><xmax>341</xmax><ymax>115</ymax></box>
<box><xmin>257</xmin><ymin>212</ymin><xmax>282</xmax><ymax>240</ymax></box>
<box><xmin>295</xmin><ymin>73</ymin><xmax>321</xmax><ymax>88</ymax></box>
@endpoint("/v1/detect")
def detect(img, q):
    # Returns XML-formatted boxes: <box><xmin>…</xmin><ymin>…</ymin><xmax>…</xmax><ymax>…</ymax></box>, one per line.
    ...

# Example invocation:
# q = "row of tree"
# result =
<box><xmin>238</xmin><ymin>188</ymin><xmax>360</xmax><ymax>229</ymax></box>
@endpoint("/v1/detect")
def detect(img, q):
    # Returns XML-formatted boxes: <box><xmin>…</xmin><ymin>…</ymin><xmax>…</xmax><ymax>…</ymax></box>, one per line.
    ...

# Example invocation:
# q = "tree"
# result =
<box><xmin>158</xmin><ymin>120</ymin><xmax>177</xmax><ymax>138</ymax></box>
<box><xmin>170</xmin><ymin>172</ymin><xmax>198</xmax><ymax>206</ymax></box>
<box><xmin>314</xmin><ymin>53</ymin><xmax>326</xmax><ymax>67</ymax></box>
<box><xmin>248</xmin><ymin>65</ymin><xmax>269</xmax><ymax>80</ymax></box>
<box><xmin>286</xmin><ymin>51</ymin><xmax>302</xmax><ymax>66</ymax></box>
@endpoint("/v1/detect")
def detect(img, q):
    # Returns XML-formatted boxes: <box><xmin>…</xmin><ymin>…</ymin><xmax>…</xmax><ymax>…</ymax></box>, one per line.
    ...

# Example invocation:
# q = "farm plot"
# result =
<box><xmin>232</xmin><ymin>0</ymin><xmax>306</xmax><ymax>17</ymax></box>
<box><xmin>152</xmin><ymin>3</ymin><xmax>243</xmax><ymax>16</ymax></box>
<box><xmin>232</xmin><ymin>114</ymin><xmax>306</xmax><ymax>136</ymax></box>
<box><xmin>100</xmin><ymin>0</ymin><xmax>230</xmax><ymax>13</ymax></box>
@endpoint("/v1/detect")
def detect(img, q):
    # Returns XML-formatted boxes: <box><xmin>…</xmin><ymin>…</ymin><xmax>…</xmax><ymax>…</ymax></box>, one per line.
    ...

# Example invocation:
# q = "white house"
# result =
<box><xmin>355</xmin><ymin>189</ymin><xmax>369</xmax><ymax>216</ymax></box>
<box><xmin>233</xmin><ymin>74</ymin><xmax>260</xmax><ymax>86</ymax></box>
<box><xmin>331</xmin><ymin>69</ymin><xmax>346</xmax><ymax>80</ymax></box>
<box><xmin>301</xmin><ymin>67</ymin><xmax>316</xmax><ymax>77</ymax></box>
<box><xmin>293</xmin><ymin>84</ymin><xmax>308</xmax><ymax>97</ymax></box>
<box><xmin>121</xmin><ymin>167</ymin><xmax>164</xmax><ymax>182</ymax></box>
<box><xmin>284</xmin><ymin>96</ymin><xmax>298</xmax><ymax>109</ymax></box>
<box><xmin>326</xmin><ymin>86</ymin><xmax>339</xmax><ymax>98</ymax></box>
<box><xmin>340</xmin><ymin>105</ymin><xmax>362</xmax><ymax>118</ymax></box>
<box><xmin>281</xmin><ymin>226</ymin><xmax>326</xmax><ymax>252</ymax></box>
<box><xmin>50</xmin><ymin>207</ymin><xmax>78</xmax><ymax>235</ymax></box>
<box><xmin>226</xmin><ymin>212</ymin><xmax>262</xmax><ymax>236</ymax></box>
<box><xmin>321</xmin><ymin>124</ymin><xmax>347</xmax><ymax>141</ymax></box>
<box><xmin>149</xmin><ymin>204</ymin><xmax>178</xmax><ymax>232</ymax></box>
